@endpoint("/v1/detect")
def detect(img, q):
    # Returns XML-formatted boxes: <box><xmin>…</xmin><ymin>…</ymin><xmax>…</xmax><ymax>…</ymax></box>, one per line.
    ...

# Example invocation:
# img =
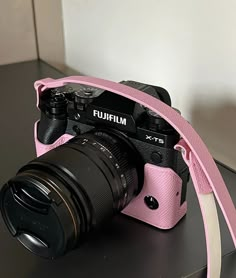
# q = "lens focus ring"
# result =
<box><xmin>73</xmin><ymin>132</ymin><xmax>138</xmax><ymax>211</ymax></box>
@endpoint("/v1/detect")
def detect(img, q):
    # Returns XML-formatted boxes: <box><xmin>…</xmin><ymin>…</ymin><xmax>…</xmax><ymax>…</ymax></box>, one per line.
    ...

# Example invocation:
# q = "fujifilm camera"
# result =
<box><xmin>0</xmin><ymin>80</ymin><xmax>189</xmax><ymax>259</ymax></box>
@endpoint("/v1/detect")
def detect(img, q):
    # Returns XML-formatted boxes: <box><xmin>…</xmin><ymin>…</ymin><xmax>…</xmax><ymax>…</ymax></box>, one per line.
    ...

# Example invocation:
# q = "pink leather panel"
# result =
<box><xmin>122</xmin><ymin>163</ymin><xmax>187</xmax><ymax>229</ymax></box>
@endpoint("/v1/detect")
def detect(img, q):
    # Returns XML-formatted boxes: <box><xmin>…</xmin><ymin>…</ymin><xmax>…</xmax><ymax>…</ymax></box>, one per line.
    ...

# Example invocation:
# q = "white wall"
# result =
<box><xmin>33</xmin><ymin>0</ymin><xmax>65</xmax><ymax>71</ymax></box>
<box><xmin>0</xmin><ymin>0</ymin><xmax>37</xmax><ymax>65</ymax></box>
<box><xmin>62</xmin><ymin>0</ymin><xmax>236</xmax><ymax>168</ymax></box>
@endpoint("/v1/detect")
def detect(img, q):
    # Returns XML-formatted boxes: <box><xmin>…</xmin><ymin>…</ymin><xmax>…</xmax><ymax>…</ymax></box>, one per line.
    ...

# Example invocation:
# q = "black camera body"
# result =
<box><xmin>39</xmin><ymin>81</ymin><xmax>187</xmax><ymax>176</ymax></box>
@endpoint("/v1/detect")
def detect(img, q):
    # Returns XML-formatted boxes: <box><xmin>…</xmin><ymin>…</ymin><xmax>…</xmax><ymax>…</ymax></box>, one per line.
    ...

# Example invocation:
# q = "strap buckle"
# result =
<box><xmin>175</xmin><ymin>139</ymin><xmax>212</xmax><ymax>194</ymax></box>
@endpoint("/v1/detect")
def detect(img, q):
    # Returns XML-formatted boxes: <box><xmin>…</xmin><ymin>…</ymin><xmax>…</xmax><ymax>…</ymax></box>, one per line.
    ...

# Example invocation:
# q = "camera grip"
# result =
<box><xmin>122</xmin><ymin>163</ymin><xmax>187</xmax><ymax>229</ymax></box>
<box><xmin>34</xmin><ymin>121</ymin><xmax>73</xmax><ymax>157</ymax></box>
<box><xmin>37</xmin><ymin>112</ymin><xmax>67</xmax><ymax>145</ymax></box>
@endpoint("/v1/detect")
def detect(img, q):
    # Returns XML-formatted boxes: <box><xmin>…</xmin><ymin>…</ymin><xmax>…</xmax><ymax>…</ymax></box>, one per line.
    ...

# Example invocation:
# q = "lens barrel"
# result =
<box><xmin>0</xmin><ymin>130</ymin><xmax>143</xmax><ymax>258</ymax></box>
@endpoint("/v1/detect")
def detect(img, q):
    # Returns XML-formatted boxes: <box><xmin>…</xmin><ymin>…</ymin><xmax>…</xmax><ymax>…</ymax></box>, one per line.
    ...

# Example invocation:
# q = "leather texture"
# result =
<box><xmin>122</xmin><ymin>163</ymin><xmax>187</xmax><ymax>229</ymax></box>
<box><xmin>34</xmin><ymin>76</ymin><xmax>236</xmax><ymax>278</ymax></box>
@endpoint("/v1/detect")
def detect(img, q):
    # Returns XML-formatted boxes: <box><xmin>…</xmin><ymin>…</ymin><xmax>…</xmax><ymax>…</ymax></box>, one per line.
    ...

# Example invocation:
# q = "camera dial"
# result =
<box><xmin>73</xmin><ymin>86</ymin><xmax>104</xmax><ymax>109</ymax></box>
<box><xmin>74</xmin><ymin>87</ymin><xmax>103</xmax><ymax>99</ymax></box>
<box><xmin>145</xmin><ymin>107</ymin><xmax>181</xmax><ymax>131</ymax></box>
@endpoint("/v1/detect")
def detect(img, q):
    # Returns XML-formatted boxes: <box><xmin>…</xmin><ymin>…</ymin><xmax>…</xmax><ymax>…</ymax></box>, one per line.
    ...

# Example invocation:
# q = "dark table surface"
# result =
<box><xmin>0</xmin><ymin>60</ymin><xmax>236</xmax><ymax>278</ymax></box>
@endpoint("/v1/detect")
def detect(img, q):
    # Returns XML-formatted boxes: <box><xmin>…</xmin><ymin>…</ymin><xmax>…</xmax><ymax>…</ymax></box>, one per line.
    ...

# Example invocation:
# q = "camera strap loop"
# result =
<box><xmin>35</xmin><ymin>76</ymin><xmax>236</xmax><ymax>278</ymax></box>
<box><xmin>175</xmin><ymin>139</ymin><xmax>221</xmax><ymax>277</ymax></box>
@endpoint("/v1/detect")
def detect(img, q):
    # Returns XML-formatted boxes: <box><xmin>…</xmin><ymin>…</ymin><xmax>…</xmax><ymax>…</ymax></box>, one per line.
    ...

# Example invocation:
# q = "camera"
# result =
<box><xmin>0</xmin><ymin>80</ymin><xmax>189</xmax><ymax>259</ymax></box>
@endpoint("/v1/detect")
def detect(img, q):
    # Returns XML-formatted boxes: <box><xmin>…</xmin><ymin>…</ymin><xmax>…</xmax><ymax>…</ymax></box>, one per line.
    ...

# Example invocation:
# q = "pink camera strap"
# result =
<box><xmin>35</xmin><ymin>76</ymin><xmax>236</xmax><ymax>277</ymax></box>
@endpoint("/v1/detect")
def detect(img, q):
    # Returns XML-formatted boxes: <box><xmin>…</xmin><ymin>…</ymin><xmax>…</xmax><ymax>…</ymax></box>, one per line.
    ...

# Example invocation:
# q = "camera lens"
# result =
<box><xmin>0</xmin><ymin>130</ymin><xmax>143</xmax><ymax>259</ymax></box>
